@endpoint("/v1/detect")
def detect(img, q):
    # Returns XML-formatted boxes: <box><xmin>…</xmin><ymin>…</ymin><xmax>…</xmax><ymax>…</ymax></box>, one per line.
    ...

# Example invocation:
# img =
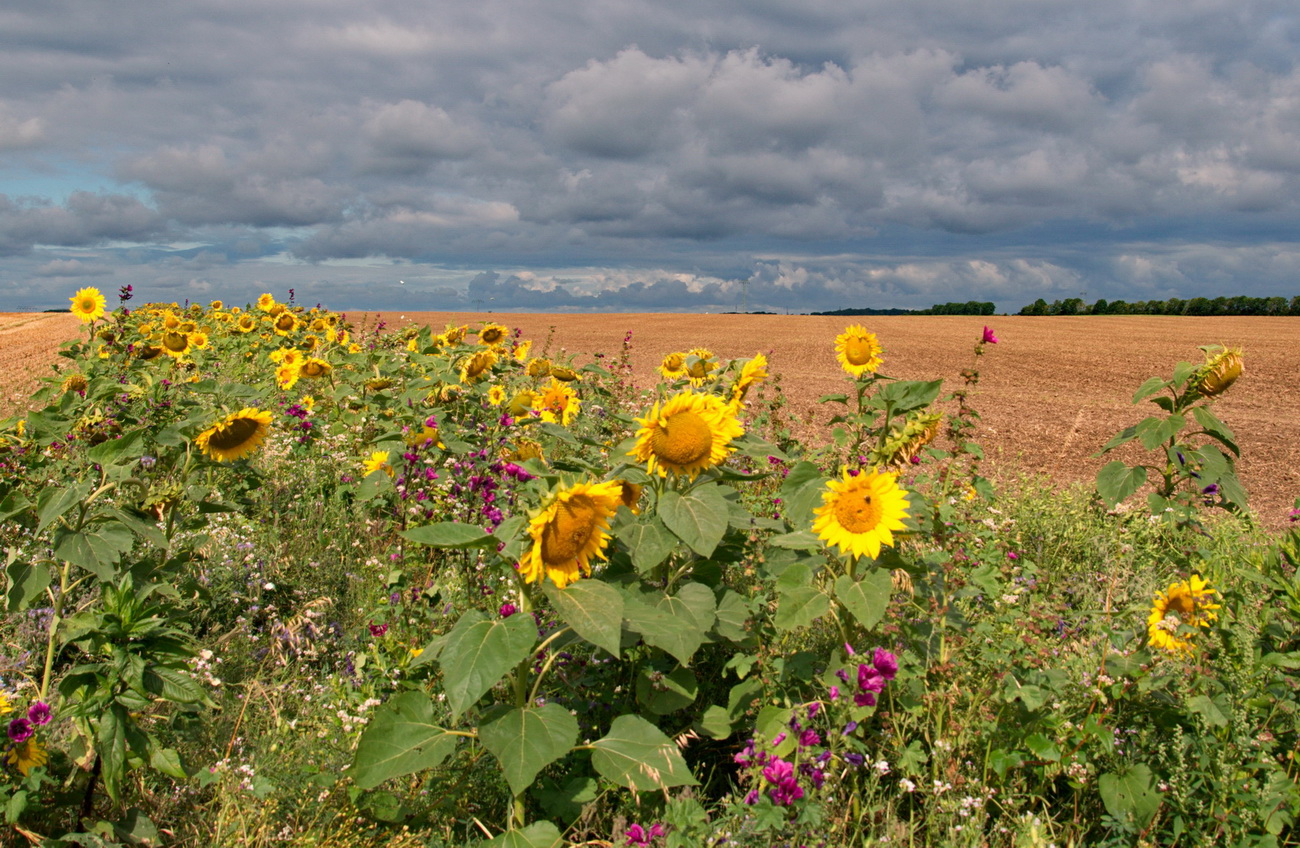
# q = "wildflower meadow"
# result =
<box><xmin>0</xmin><ymin>287</ymin><xmax>1297</xmax><ymax>846</ymax></box>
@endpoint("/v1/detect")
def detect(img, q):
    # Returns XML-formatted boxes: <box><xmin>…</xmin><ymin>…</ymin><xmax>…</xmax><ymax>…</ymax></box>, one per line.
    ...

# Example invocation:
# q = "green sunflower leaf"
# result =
<box><xmin>439</xmin><ymin>611</ymin><xmax>538</xmax><ymax>719</ymax></box>
<box><xmin>1096</xmin><ymin>461</ymin><xmax>1148</xmax><ymax>507</ymax></box>
<box><xmin>543</xmin><ymin>580</ymin><xmax>623</xmax><ymax>658</ymax></box>
<box><xmin>350</xmin><ymin>692</ymin><xmax>459</xmax><ymax>789</ymax></box>
<box><xmin>478</xmin><ymin>704</ymin><xmax>579</xmax><ymax>797</ymax></box>
<box><xmin>482</xmin><ymin>820</ymin><xmax>564</xmax><ymax>848</ymax></box>
<box><xmin>834</xmin><ymin>569</ymin><xmax>893</xmax><ymax>631</ymax></box>
<box><xmin>400</xmin><ymin>522</ymin><xmax>496</xmax><ymax>550</ymax></box>
<box><xmin>658</xmin><ymin>485</ymin><xmax>728</xmax><ymax>558</ymax></box>
<box><xmin>590</xmin><ymin>715</ymin><xmax>698</xmax><ymax>791</ymax></box>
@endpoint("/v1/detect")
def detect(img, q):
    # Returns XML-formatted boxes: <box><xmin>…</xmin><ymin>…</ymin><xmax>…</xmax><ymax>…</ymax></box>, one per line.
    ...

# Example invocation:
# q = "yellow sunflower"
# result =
<box><xmin>69</xmin><ymin>287</ymin><xmax>107</xmax><ymax>323</ymax></box>
<box><xmin>460</xmin><ymin>349</ymin><xmax>498</xmax><ymax>384</ymax></box>
<box><xmin>630</xmin><ymin>391</ymin><xmax>744</xmax><ymax>479</ymax></box>
<box><xmin>444</xmin><ymin>325</ymin><xmax>468</xmax><ymax>344</ymax></box>
<box><xmin>162</xmin><ymin>312</ymin><xmax>182</xmax><ymax>331</ymax></box>
<box><xmin>535</xmin><ymin>378</ymin><xmax>580</xmax><ymax>426</ymax></box>
<box><xmin>362</xmin><ymin>450</ymin><xmax>395</xmax><ymax>478</ymax></box>
<box><xmin>508</xmin><ymin>389</ymin><xmax>539</xmax><ymax>417</ymax></box>
<box><xmin>300</xmin><ymin>357</ymin><xmax>332</xmax><ymax>378</ymax></box>
<box><xmin>478</xmin><ymin>323</ymin><xmax>509</xmax><ymax>346</ymax></box>
<box><xmin>1148</xmin><ymin>575</ymin><xmax>1220</xmax><ymax>655</ymax></box>
<box><xmin>195</xmin><ymin>408</ymin><xmax>274</xmax><ymax>462</ymax></box>
<box><xmin>209</xmin><ymin>300</ymin><xmax>224</xmax><ymax>310</ymax></box>
<box><xmin>136</xmin><ymin>344</ymin><xmax>163</xmax><ymax>361</ymax></box>
<box><xmin>405</xmin><ymin>424</ymin><xmax>442</xmax><ymax>450</ymax></box>
<box><xmin>835</xmin><ymin>325</ymin><xmax>884</xmax><ymax>378</ymax></box>
<box><xmin>160</xmin><ymin>331</ymin><xmax>191</xmax><ymax>358</ymax></box>
<box><xmin>685</xmin><ymin>348</ymin><xmax>718</xmax><ymax>386</ymax></box>
<box><xmin>812</xmin><ymin>467</ymin><xmax>910</xmax><ymax>560</ymax></box>
<box><xmin>236</xmin><ymin>314</ymin><xmax>257</xmax><ymax>333</ymax></box>
<box><xmin>273</xmin><ymin>312</ymin><xmax>298</xmax><ymax>336</ymax></box>
<box><xmin>658</xmin><ymin>351</ymin><xmax>688</xmax><ymax>380</ymax></box>
<box><xmin>189</xmin><ymin>330</ymin><xmax>210</xmax><ymax>350</ymax></box>
<box><xmin>275</xmin><ymin>364</ymin><xmax>301</xmax><ymax>391</ymax></box>
<box><xmin>616</xmin><ymin>480</ymin><xmax>644</xmax><ymax>514</ymax></box>
<box><xmin>513</xmin><ymin>339</ymin><xmax>533</xmax><ymax>362</ymax></box>
<box><xmin>731</xmin><ymin>353</ymin><xmax>769</xmax><ymax>403</ymax></box>
<box><xmin>1194</xmin><ymin>346</ymin><xmax>1244</xmax><ymax>398</ymax></box>
<box><xmin>550</xmin><ymin>365</ymin><xmax>580</xmax><ymax>382</ymax></box>
<box><xmin>5</xmin><ymin>740</ymin><xmax>47</xmax><ymax>776</ymax></box>
<box><xmin>526</xmin><ymin>357</ymin><xmax>552</xmax><ymax>378</ymax></box>
<box><xmin>510</xmin><ymin>439</ymin><xmax>544</xmax><ymax>463</ymax></box>
<box><xmin>518</xmin><ymin>479</ymin><xmax>623</xmax><ymax>588</ymax></box>
<box><xmin>256</xmin><ymin>293</ymin><xmax>276</xmax><ymax>312</ymax></box>
<box><xmin>61</xmin><ymin>373</ymin><xmax>88</xmax><ymax>394</ymax></box>
<box><xmin>487</xmin><ymin>385</ymin><xmax>507</xmax><ymax>406</ymax></box>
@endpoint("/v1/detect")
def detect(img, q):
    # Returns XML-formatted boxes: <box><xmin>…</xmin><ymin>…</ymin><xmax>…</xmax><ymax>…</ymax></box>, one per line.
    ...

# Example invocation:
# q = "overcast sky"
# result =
<box><xmin>3</xmin><ymin>0</ymin><xmax>1299</xmax><ymax>313</ymax></box>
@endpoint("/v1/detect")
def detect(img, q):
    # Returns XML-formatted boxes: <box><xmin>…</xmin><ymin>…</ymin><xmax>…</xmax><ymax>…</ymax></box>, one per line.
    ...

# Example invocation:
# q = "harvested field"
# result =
<box><xmin>5</xmin><ymin>310</ymin><xmax>1298</xmax><ymax>529</ymax></box>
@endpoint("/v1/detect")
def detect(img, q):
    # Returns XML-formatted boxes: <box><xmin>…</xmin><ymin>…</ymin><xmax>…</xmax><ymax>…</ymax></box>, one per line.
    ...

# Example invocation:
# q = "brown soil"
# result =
<box><xmin>6</xmin><ymin>311</ymin><xmax>1298</xmax><ymax>529</ymax></box>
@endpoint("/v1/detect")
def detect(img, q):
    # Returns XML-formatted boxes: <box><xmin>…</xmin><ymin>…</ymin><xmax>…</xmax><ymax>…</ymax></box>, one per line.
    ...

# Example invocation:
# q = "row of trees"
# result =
<box><xmin>815</xmin><ymin>301</ymin><xmax>996</xmax><ymax>317</ymax></box>
<box><xmin>1019</xmin><ymin>295</ymin><xmax>1300</xmax><ymax>316</ymax></box>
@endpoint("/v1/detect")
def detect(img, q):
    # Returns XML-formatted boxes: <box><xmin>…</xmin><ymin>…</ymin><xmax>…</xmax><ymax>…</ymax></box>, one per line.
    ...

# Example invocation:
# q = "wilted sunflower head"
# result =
<box><xmin>630</xmin><ymin>391</ymin><xmax>744</xmax><ymax>478</ymax></box>
<box><xmin>875</xmin><ymin>412</ymin><xmax>943</xmax><ymax>467</ymax></box>
<box><xmin>1193</xmin><ymin>346</ymin><xmax>1243</xmax><ymax>398</ymax></box>
<box><xmin>510</xmin><ymin>439</ymin><xmax>544</xmax><ymax>463</ymax></box>
<box><xmin>69</xmin><ymin>287</ymin><xmax>106</xmax><ymax>323</ymax></box>
<box><xmin>364</xmin><ymin>377</ymin><xmax>394</xmax><ymax>392</ymax></box>
<box><xmin>195</xmin><ymin>408</ymin><xmax>274</xmax><ymax>462</ymax></box>
<box><xmin>460</xmin><ymin>349</ymin><xmax>498</xmax><ymax>384</ymax></box>
<box><xmin>1148</xmin><ymin>574</ymin><xmax>1220</xmax><ymax>655</ymax></box>
<box><xmin>137</xmin><ymin>344</ymin><xmax>163</xmax><ymax>361</ymax></box>
<box><xmin>813</xmin><ymin>467</ymin><xmax>910</xmax><ymax>560</ymax></box>
<box><xmin>62</xmin><ymin>373</ymin><xmax>88</xmax><ymax>394</ymax></box>
<box><xmin>658</xmin><ymin>352</ymin><xmax>688</xmax><ymax>380</ymax></box>
<box><xmin>835</xmin><ymin>325</ymin><xmax>884</xmax><ymax>378</ymax></box>
<box><xmin>518</xmin><ymin>479</ymin><xmax>623</xmax><ymax>588</ymax></box>
<box><xmin>526</xmin><ymin>357</ymin><xmax>552</xmax><ymax>378</ymax></box>
<box><xmin>478</xmin><ymin>323</ymin><xmax>509</xmax><ymax>346</ymax></box>
<box><xmin>549</xmin><ymin>365</ymin><xmax>579</xmax><ymax>382</ymax></box>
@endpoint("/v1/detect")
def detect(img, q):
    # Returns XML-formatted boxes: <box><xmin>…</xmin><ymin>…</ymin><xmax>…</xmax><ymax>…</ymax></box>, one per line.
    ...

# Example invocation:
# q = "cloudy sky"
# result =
<box><xmin>3</xmin><ymin>0</ymin><xmax>1299</xmax><ymax>313</ymax></box>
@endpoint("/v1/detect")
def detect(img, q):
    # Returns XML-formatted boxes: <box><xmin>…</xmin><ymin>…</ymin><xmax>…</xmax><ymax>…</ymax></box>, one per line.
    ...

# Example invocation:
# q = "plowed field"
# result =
<box><xmin>5</xmin><ymin>311</ymin><xmax>1298</xmax><ymax>529</ymax></box>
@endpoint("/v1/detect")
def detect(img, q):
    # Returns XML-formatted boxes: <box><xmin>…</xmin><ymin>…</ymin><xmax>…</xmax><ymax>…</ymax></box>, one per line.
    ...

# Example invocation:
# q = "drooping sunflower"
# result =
<box><xmin>526</xmin><ymin>357</ymin><xmax>552</xmax><ymax>378</ymax></box>
<box><xmin>1147</xmin><ymin>575</ymin><xmax>1221</xmax><ymax>655</ymax></box>
<box><xmin>61</xmin><ymin>373</ymin><xmax>88</xmax><ymax>394</ymax></box>
<box><xmin>730</xmin><ymin>353</ymin><xmax>769</xmax><ymax>404</ymax></box>
<box><xmin>812</xmin><ymin>467</ymin><xmax>910</xmax><ymax>560</ymax></box>
<box><xmin>518</xmin><ymin>480</ymin><xmax>623</xmax><ymax>588</ymax></box>
<box><xmin>194</xmin><ymin>408</ymin><xmax>274</xmax><ymax>462</ymax></box>
<box><xmin>685</xmin><ymin>348</ymin><xmax>718</xmax><ymax>386</ymax></box>
<box><xmin>658</xmin><ymin>351</ymin><xmax>688</xmax><ymax>380</ymax></box>
<box><xmin>362</xmin><ymin>450</ymin><xmax>395</xmax><ymax>478</ymax></box>
<box><xmin>300</xmin><ymin>357</ymin><xmax>332</xmax><ymax>378</ymax></box>
<box><xmin>69</xmin><ymin>287</ymin><xmax>106</xmax><ymax>323</ymax></box>
<box><xmin>460</xmin><ymin>349</ymin><xmax>498</xmax><ymax>384</ymax></box>
<box><xmin>478</xmin><ymin>323</ymin><xmax>509</xmax><ymax>347</ymax></box>
<box><xmin>875</xmin><ymin>412</ymin><xmax>943</xmax><ymax>468</ymax></box>
<box><xmin>136</xmin><ymin>344</ymin><xmax>163</xmax><ymax>361</ymax></box>
<box><xmin>630</xmin><ymin>391</ymin><xmax>744</xmax><ymax>478</ymax></box>
<box><xmin>535</xmin><ymin>378</ymin><xmax>580</xmax><ymax>426</ymax></box>
<box><xmin>549</xmin><ymin>365</ymin><xmax>580</xmax><ymax>382</ymax></box>
<box><xmin>1193</xmin><ymin>346</ymin><xmax>1244</xmax><ymax>398</ymax></box>
<box><xmin>835</xmin><ymin>325</ymin><xmax>884</xmax><ymax>378</ymax></box>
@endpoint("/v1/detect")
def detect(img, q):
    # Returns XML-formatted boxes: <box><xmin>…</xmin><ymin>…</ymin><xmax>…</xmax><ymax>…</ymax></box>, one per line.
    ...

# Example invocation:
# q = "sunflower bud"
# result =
<box><xmin>1194</xmin><ymin>347</ymin><xmax>1243</xmax><ymax>398</ymax></box>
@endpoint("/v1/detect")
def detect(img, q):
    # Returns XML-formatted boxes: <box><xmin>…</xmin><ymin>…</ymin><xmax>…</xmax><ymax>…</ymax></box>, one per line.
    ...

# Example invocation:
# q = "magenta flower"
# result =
<box><xmin>27</xmin><ymin>702</ymin><xmax>51</xmax><ymax>726</ymax></box>
<box><xmin>499</xmin><ymin>602</ymin><xmax>518</xmax><ymax>617</ymax></box>
<box><xmin>7</xmin><ymin>718</ymin><xmax>33</xmax><ymax>743</ymax></box>
<box><xmin>625</xmin><ymin>823</ymin><xmax>665</xmax><ymax>846</ymax></box>
<box><xmin>872</xmin><ymin>648</ymin><xmax>899</xmax><ymax>680</ymax></box>
<box><xmin>367</xmin><ymin>622</ymin><xmax>388</xmax><ymax>638</ymax></box>
<box><xmin>982</xmin><ymin>325</ymin><xmax>999</xmax><ymax>344</ymax></box>
<box><xmin>762</xmin><ymin>757</ymin><xmax>805</xmax><ymax>805</ymax></box>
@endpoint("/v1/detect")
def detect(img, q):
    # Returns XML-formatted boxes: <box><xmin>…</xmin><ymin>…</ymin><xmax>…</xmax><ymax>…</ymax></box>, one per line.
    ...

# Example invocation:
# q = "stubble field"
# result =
<box><xmin>4</xmin><ymin>310</ymin><xmax>1297</xmax><ymax>528</ymax></box>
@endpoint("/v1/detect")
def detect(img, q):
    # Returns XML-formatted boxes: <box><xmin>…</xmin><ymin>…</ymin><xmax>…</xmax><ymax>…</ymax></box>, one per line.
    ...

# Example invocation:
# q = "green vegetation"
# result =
<box><xmin>0</xmin><ymin>289</ymin><xmax>1297</xmax><ymax>846</ymax></box>
<box><xmin>1019</xmin><ymin>294</ymin><xmax>1300</xmax><ymax>316</ymax></box>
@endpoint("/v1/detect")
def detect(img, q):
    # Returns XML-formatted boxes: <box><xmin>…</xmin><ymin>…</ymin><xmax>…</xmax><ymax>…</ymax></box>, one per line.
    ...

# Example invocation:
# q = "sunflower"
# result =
<box><xmin>5</xmin><ymin>740</ymin><xmax>47</xmax><ymax>776</ymax></box>
<box><xmin>460</xmin><ymin>349</ymin><xmax>498</xmax><ymax>384</ymax></box>
<box><xmin>275</xmin><ymin>364</ymin><xmax>301</xmax><ymax>391</ymax></box>
<box><xmin>300</xmin><ymin>358</ymin><xmax>332</xmax><ymax>378</ymax></box>
<box><xmin>136</xmin><ymin>345</ymin><xmax>163</xmax><ymax>361</ymax></box>
<box><xmin>1147</xmin><ymin>575</ymin><xmax>1220</xmax><ymax>655</ymax></box>
<box><xmin>518</xmin><ymin>480</ymin><xmax>623</xmax><ymax>588</ymax></box>
<box><xmin>513</xmin><ymin>339</ymin><xmax>533</xmax><ymax>362</ymax></box>
<box><xmin>616</xmin><ymin>480</ymin><xmax>644</xmax><ymax>514</ymax></box>
<box><xmin>270</xmin><ymin>347</ymin><xmax>304</xmax><ymax>368</ymax></box>
<box><xmin>550</xmin><ymin>365</ymin><xmax>580</xmax><ymax>382</ymax></box>
<box><xmin>685</xmin><ymin>348</ymin><xmax>718</xmax><ymax>386</ymax></box>
<box><xmin>875</xmin><ymin>412</ymin><xmax>943</xmax><ymax>468</ymax></box>
<box><xmin>162</xmin><ymin>312</ymin><xmax>182</xmax><ymax>331</ymax></box>
<box><xmin>487</xmin><ymin>385</ymin><xmax>507</xmax><ymax>406</ymax></box>
<box><xmin>61</xmin><ymin>373</ymin><xmax>88</xmax><ymax>394</ymax></box>
<box><xmin>835</xmin><ymin>325</ymin><xmax>884</xmax><ymax>378</ymax></box>
<box><xmin>535</xmin><ymin>379</ymin><xmax>580</xmax><ymax>426</ymax></box>
<box><xmin>510</xmin><ymin>439</ymin><xmax>544</xmax><ymax>463</ymax></box>
<box><xmin>189</xmin><ymin>330</ymin><xmax>210</xmax><ymax>349</ymax></box>
<box><xmin>160</xmin><ymin>331</ymin><xmax>191</xmax><ymax>358</ymax></box>
<box><xmin>69</xmin><ymin>287</ymin><xmax>106</xmax><ymax>323</ymax></box>
<box><xmin>209</xmin><ymin>300</ymin><xmax>224</xmax><ymax>310</ymax></box>
<box><xmin>478</xmin><ymin>323</ymin><xmax>509</xmax><ymax>346</ymax></box>
<box><xmin>273</xmin><ymin>312</ymin><xmax>298</xmax><ymax>336</ymax></box>
<box><xmin>630</xmin><ymin>391</ymin><xmax>744</xmax><ymax>478</ymax></box>
<box><xmin>731</xmin><ymin>353</ymin><xmax>769</xmax><ymax>404</ymax></box>
<box><xmin>658</xmin><ymin>352</ymin><xmax>688</xmax><ymax>380</ymax></box>
<box><xmin>256</xmin><ymin>293</ymin><xmax>276</xmax><ymax>312</ymax></box>
<box><xmin>444</xmin><ymin>325</ymin><xmax>467</xmax><ymax>344</ymax></box>
<box><xmin>508</xmin><ymin>389</ymin><xmax>539</xmax><ymax>417</ymax></box>
<box><xmin>363</xmin><ymin>450</ymin><xmax>395</xmax><ymax>478</ymax></box>
<box><xmin>195</xmin><ymin>408</ymin><xmax>274</xmax><ymax>462</ymax></box>
<box><xmin>526</xmin><ymin>358</ymin><xmax>552</xmax><ymax>378</ymax></box>
<box><xmin>236</xmin><ymin>315</ymin><xmax>257</xmax><ymax>333</ymax></box>
<box><xmin>404</xmin><ymin>424</ymin><xmax>442</xmax><ymax>450</ymax></box>
<box><xmin>1193</xmin><ymin>346</ymin><xmax>1244</xmax><ymax>398</ymax></box>
<box><xmin>812</xmin><ymin>467</ymin><xmax>910</xmax><ymax>560</ymax></box>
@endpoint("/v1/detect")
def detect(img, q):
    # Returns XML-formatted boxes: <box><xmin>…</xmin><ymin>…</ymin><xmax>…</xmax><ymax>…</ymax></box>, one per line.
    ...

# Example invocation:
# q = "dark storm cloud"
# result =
<box><xmin>1</xmin><ymin>0</ymin><xmax>1299</xmax><ymax>310</ymax></box>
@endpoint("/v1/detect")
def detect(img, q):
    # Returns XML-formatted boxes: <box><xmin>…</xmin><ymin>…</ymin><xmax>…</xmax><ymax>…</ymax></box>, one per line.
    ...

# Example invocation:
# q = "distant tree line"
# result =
<box><xmin>813</xmin><ymin>300</ymin><xmax>995</xmax><ymax>317</ymax></box>
<box><xmin>1018</xmin><ymin>295</ymin><xmax>1300</xmax><ymax>316</ymax></box>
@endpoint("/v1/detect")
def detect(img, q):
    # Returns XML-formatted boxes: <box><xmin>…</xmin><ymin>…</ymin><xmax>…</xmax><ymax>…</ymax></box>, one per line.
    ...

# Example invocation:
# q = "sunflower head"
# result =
<box><xmin>300</xmin><ymin>358</ymin><xmax>332</xmax><ymax>378</ymax></box>
<box><xmin>478</xmin><ymin>323</ymin><xmax>509</xmax><ymax>346</ymax></box>
<box><xmin>658</xmin><ymin>352</ymin><xmax>688</xmax><ymax>380</ymax></box>
<box><xmin>161</xmin><ymin>331</ymin><xmax>191</xmax><ymax>358</ymax></box>
<box><xmin>510</xmin><ymin>439</ymin><xmax>545</xmax><ymax>463</ymax></box>
<box><xmin>874</xmin><ymin>412</ymin><xmax>943</xmax><ymax>468</ymax></box>
<box><xmin>274</xmin><ymin>312</ymin><xmax>298</xmax><ymax>335</ymax></box>
<box><xmin>275</xmin><ymin>364</ymin><xmax>301</xmax><ymax>391</ymax></box>
<box><xmin>195</xmin><ymin>408</ymin><xmax>274</xmax><ymax>462</ymax></box>
<box><xmin>5</xmin><ymin>739</ymin><xmax>47</xmax><ymax>776</ymax></box>
<box><xmin>1193</xmin><ymin>346</ymin><xmax>1244</xmax><ymax>398</ymax></box>
<box><xmin>630</xmin><ymin>391</ymin><xmax>744</xmax><ymax>478</ymax></box>
<box><xmin>615</xmin><ymin>480</ymin><xmax>644</xmax><ymax>514</ymax></box>
<box><xmin>363</xmin><ymin>450</ymin><xmax>395</xmax><ymax>478</ymax></box>
<box><xmin>460</xmin><ymin>349</ymin><xmax>499</xmax><ymax>384</ymax></box>
<box><xmin>137</xmin><ymin>344</ymin><xmax>163</xmax><ymax>361</ymax></box>
<box><xmin>549</xmin><ymin>365</ymin><xmax>580</xmax><ymax>382</ymax></box>
<box><xmin>731</xmin><ymin>353</ymin><xmax>769</xmax><ymax>403</ymax></box>
<box><xmin>526</xmin><ymin>357</ymin><xmax>553</xmax><ymax>378</ymax></box>
<box><xmin>364</xmin><ymin>377</ymin><xmax>394</xmax><ymax>392</ymax></box>
<box><xmin>189</xmin><ymin>330</ymin><xmax>210</xmax><ymax>349</ymax></box>
<box><xmin>236</xmin><ymin>314</ymin><xmax>257</xmax><ymax>333</ymax></box>
<box><xmin>685</xmin><ymin>348</ymin><xmax>718</xmax><ymax>386</ymax></box>
<box><xmin>518</xmin><ymin>480</ymin><xmax>623</xmax><ymax>588</ymax></box>
<box><xmin>835</xmin><ymin>326</ymin><xmax>884</xmax><ymax>378</ymax></box>
<box><xmin>508</xmin><ymin>389</ymin><xmax>539</xmax><ymax>417</ymax></box>
<box><xmin>256</xmin><ymin>293</ymin><xmax>276</xmax><ymax>312</ymax></box>
<box><xmin>535</xmin><ymin>379</ymin><xmax>580</xmax><ymax>425</ymax></box>
<box><xmin>1148</xmin><ymin>574</ymin><xmax>1220</xmax><ymax>655</ymax></box>
<box><xmin>62</xmin><ymin>373</ymin><xmax>89</xmax><ymax>394</ymax></box>
<box><xmin>487</xmin><ymin>385</ymin><xmax>507</xmax><ymax>406</ymax></box>
<box><xmin>69</xmin><ymin>287</ymin><xmax>106</xmax><ymax>323</ymax></box>
<box><xmin>813</xmin><ymin>467</ymin><xmax>910</xmax><ymax>560</ymax></box>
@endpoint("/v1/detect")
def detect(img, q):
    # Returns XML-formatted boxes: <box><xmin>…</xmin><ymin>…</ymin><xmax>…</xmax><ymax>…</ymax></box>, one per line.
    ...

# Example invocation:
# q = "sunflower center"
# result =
<box><xmin>834</xmin><ymin>487</ymin><xmax>883</xmax><ymax>533</ymax></box>
<box><xmin>664</xmin><ymin>354</ymin><xmax>684</xmax><ymax>371</ymax></box>
<box><xmin>78</xmin><ymin>297</ymin><xmax>97</xmax><ymax>312</ymax></box>
<box><xmin>162</xmin><ymin>332</ymin><xmax>188</xmax><ymax>352</ymax></box>
<box><xmin>208</xmin><ymin>417</ymin><xmax>261</xmax><ymax>451</ymax></box>
<box><xmin>482</xmin><ymin>329</ymin><xmax>504</xmax><ymax>344</ymax></box>
<box><xmin>541</xmin><ymin>497</ymin><xmax>600</xmax><ymax>566</ymax></box>
<box><xmin>1165</xmin><ymin>592</ymin><xmax>1196</xmax><ymax>619</ymax></box>
<box><xmin>651</xmin><ymin>411</ymin><xmax>713</xmax><ymax>466</ymax></box>
<box><xmin>844</xmin><ymin>337</ymin><xmax>878</xmax><ymax>366</ymax></box>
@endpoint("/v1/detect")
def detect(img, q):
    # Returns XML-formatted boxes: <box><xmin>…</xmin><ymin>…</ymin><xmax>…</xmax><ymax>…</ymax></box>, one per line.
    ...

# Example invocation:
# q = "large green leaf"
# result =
<box><xmin>615</xmin><ymin>517</ymin><xmax>677</xmax><ymax>573</ymax></box>
<box><xmin>478</xmin><ymin>704</ymin><xmax>578</xmax><ymax>796</ymax></box>
<box><xmin>36</xmin><ymin>481</ymin><xmax>92</xmax><ymax>533</ymax></box>
<box><xmin>5</xmin><ymin>555</ymin><xmax>50</xmax><ymax>613</ymax></box>
<box><xmin>1099</xmin><ymin>763</ymin><xmax>1161</xmax><ymax>830</ymax></box>
<box><xmin>544</xmin><ymin>580</ymin><xmax>624</xmax><ymax>657</ymax></box>
<box><xmin>779</xmin><ymin>462</ymin><xmax>827</xmax><ymax>528</ymax></box>
<box><xmin>351</xmin><ymin>691</ymin><xmax>460</xmax><ymax>789</ymax></box>
<box><xmin>774</xmin><ymin>585</ymin><xmax>830</xmax><ymax>631</ymax></box>
<box><xmin>713</xmin><ymin>590</ymin><xmax>751</xmax><ymax>642</ymax></box>
<box><xmin>440</xmin><ymin>611</ymin><xmax>538</xmax><ymax>718</ymax></box>
<box><xmin>834</xmin><ymin>569</ymin><xmax>893</xmax><ymax>631</ymax></box>
<box><xmin>52</xmin><ymin>520</ymin><xmax>135</xmax><ymax>581</ymax></box>
<box><xmin>482</xmin><ymin>821</ymin><xmax>564</xmax><ymax>848</ymax></box>
<box><xmin>633</xmin><ymin>582</ymin><xmax>716</xmax><ymax>665</ymax></box>
<box><xmin>658</xmin><ymin>485</ymin><xmax>729</xmax><ymax>558</ymax></box>
<box><xmin>1096</xmin><ymin>461</ymin><xmax>1148</xmax><ymax>507</ymax></box>
<box><xmin>636</xmin><ymin>666</ymin><xmax>698</xmax><ymax>715</ymax></box>
<box><xmin>1191</xmin><ymin>406</ymin><xmax>1239</xmax><ymax>456</ymax></box>
<box><xmin>590</xmin><ymin>715</ymin><xmax>698</xmax><ymax>791</ymax></box>
<box><xmin>400</xmin><ymin>522</ymin><xmax>497</xmax><ymax>550</ymax></box>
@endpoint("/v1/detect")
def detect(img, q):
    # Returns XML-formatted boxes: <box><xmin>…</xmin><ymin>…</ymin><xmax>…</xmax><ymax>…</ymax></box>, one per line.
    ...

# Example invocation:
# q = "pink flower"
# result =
<box><xmin>27</xmin><ymin>702</ymin><xmax>52</xmax><ymax>726</ymax></box>
<box><xmin>982</xmin><ymin>325</ymin><xmax>998</xmax><ymax>344</ymax></box>
<box><xmin>625</xmin><ymin>823</ymin><xmax>665</xmax><ymax>846</ymax></box>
